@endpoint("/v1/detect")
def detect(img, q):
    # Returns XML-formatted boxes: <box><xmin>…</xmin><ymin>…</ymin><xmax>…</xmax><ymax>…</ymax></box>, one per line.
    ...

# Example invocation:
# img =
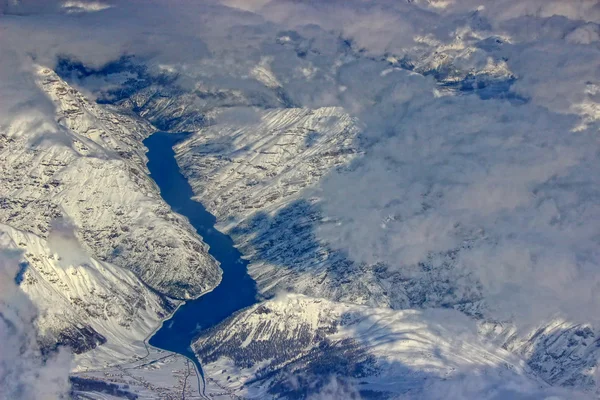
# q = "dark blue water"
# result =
<box><xmin>144</xmin><ymin>132</ymin><xmax>259</xmax><ymax>377</ymax></box>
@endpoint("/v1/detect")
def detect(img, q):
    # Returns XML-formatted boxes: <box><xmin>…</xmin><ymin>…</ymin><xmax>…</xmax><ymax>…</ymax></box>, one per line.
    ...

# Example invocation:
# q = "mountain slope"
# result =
<box><xmin>172</xmin><ymin>103</ymin><xmax>600</xmax><ymax>395</ymax></box>
<box><xmin>1</xmin><ymin>66</ymin><xmax>221</xmax><ymax>301</ymax></box>
<box><xmin>1</xmin><ymin>223</ymin><xmax>169</xmax><ymax>369</ymax></box>
<box><xmin>175</xmin><ymin>107</ymin><xmax>358</xmax><ymax>223</ymax></box>
<box><xmin>193</xmin><ymin>294</ymin><xmax>565</xmax><ymax>399</ymax></box>
<box><xmin>172</xmin><ymin>107</ymin><xmax>384</xmax><ymax>306</ymax></box>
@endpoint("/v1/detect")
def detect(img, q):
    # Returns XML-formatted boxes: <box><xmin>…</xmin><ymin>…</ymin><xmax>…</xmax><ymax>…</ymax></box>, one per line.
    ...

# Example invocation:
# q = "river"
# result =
<box><xmin>144</xmin><ymin>132</ymin><xmax>259</xmax><ymax>383</ymax></box>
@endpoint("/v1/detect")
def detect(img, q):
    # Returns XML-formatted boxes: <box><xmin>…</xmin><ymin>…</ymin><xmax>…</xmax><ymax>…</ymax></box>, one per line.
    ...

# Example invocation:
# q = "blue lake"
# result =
<box><xmin>144</xmin><ymin>132</ymin><xmax>259</xmax><ymax>377</ymax></box>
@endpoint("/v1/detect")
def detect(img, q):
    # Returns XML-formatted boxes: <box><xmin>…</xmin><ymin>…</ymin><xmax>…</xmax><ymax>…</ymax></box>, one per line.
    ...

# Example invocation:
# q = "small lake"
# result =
<box><xmin>144</xmin><ymin>132</ymin><xmax>259</xmax><ymax>380</ymax></box>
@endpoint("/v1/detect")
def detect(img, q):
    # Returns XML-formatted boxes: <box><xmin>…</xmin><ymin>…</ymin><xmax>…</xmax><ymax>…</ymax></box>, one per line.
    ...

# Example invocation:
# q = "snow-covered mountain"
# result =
<box><xmin>175</xmin><ymin>107</ymin><xmax>359</xmax><ymax>223</ymax></box>
<box><xmin>193</xmin><ymin>294</ymin><xmax>571</xmax><ymax>399</ymax></box>
<box><xmin>2</xmin><ymin>1</ymin><xmax>600</xmax><ymax>398</ymax></box>
<box><xmin>32</xmin><ymin>67</ymin><xmax>221</xmax><ymax>300</ymax></box>
<box><xmin>49</xmin><ymin>40</ymin><xmax>599</xmax><ymax>398</ymax></box>
<box><xmin>173</xmin><ymin>103</ymin><xmax>600</xmax><ymax>395</ymax></box>
<box><xmin>172</xmin><ymin>106</ymin><xmax>485</xmax><ymax>309</ymax></box>
<box><xmin>0</xmin><ymin>67</ymin><xmax>217</xmax><ymax>395</ymax></box>
<box><xmin>0</xmin><ymin>223</ymin><xmax>169</xmax><ymax>368</ymax></box>
<box><xmin>481</xmin><ymin>320</ymin><xmax>599</xmax><ymax>392</ymax></box>
<box><xmin>171</xmin><ymin>106</ymin><xmax>397</xmax><ymax>307</ymax></box>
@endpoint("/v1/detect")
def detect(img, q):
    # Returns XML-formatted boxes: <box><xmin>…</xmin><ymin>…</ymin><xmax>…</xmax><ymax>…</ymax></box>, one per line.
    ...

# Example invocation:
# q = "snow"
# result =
<box><xmin>0</xmin><ymin>66</ymin><xmax>220</xmax><ymax>397</ymax></box>
<box><xmin>0</xmin><ymin>223</ymin><xmax>165</xmax><ymax>369</ymax></box>
<box><xmin>175</xmin><ymin>106</ymin><xmax>358</xmax><ymax>224</ymax></box>
<box><xmin>72</xmin><ymin>348</ymin><xmax>202</xmax><ymax>400</ymax></box>
<box><xmin>1</xmin><ymin>0</ymin><xmax>599</xmax><ymax>397</ymax></box>
<box><xmin>194</xmin><ymin>294</ymin><xmax>588</xmax><ymax>399</ymax></box>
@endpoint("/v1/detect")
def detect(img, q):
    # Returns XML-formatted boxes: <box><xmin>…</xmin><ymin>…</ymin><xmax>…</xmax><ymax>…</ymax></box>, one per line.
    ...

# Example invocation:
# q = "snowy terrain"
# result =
<box><xmin>71</xmin><ymin>348</ymin><xmax>202</xmax><ymax>400</ymax></box>
<box><xmin>1</xmin><ymin>0</ymin><xmax>600</xmax><ymax>399</ymax></box>
<box><xmin>193</xmin><ymin>294</ymin><xmax>584</xmax><ymax>399</ymax></box>
<box><xmin>31</xmin><ymin>67</ymin><xmax>220</xmax><ymax>300</ymax></box>
<box><xmin>0</xmin><ymin>65</ymin><xmax>215</xmax><ymax>397</ymax></box>
<box><xmin>173</xmin><ymin>100</ymin><xmax>600</xmax><ymax>394</ymax></box>
<box><xmin>175</xmin><ymin>107</ymin><xmax>359</xmax><ymax>224</ymax></box>
<box><xmin>176</xmin><ymin>108</ymin><xmax>600</xmax><ymax>395</ymax></box>
<box><xmin>1</xmin><ymin>223</ymin><xmax>168</xmax><ymax>367</ymax></box>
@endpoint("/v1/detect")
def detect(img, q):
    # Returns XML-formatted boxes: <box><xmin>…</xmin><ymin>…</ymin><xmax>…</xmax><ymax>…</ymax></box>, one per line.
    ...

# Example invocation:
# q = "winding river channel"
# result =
<box><xmin>144</xmin><ymin>132</ymin><xmax>259</xmax><ymax>386</ymax></box>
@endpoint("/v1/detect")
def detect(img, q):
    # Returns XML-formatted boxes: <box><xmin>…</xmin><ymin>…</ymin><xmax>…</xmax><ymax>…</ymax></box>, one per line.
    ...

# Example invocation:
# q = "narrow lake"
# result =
<box><xmin>144</xmin><ymin>132</ymin><xmax>259</xmax><ymax>381</ymax></box>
